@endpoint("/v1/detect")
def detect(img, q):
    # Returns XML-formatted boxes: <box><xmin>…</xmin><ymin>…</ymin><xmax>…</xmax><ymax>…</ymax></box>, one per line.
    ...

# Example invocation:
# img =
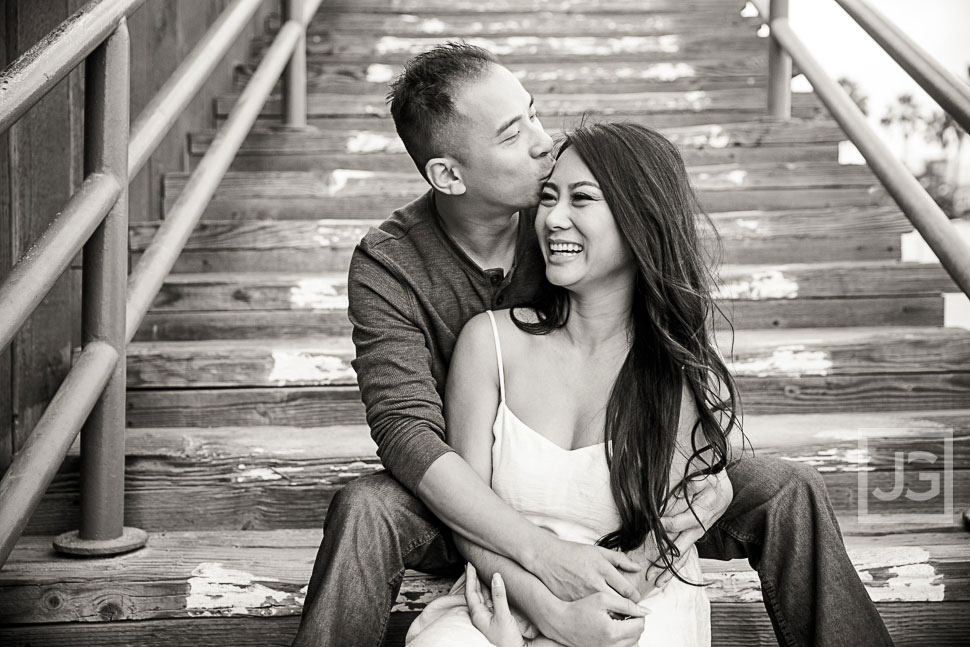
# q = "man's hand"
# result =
<box><xmin>542</xmin><ymin>591</ymin><xmax>648</xmax><ymax>647</ymax></box>
<box><xmin>530</xmin><ymin>537</ymin><xmax>642</xmax><ymax>602</ymax></box>
<box><xmin>635</xmin><ymin>470</ymin><xmax>733</xmax><ymax>589</ymax></box>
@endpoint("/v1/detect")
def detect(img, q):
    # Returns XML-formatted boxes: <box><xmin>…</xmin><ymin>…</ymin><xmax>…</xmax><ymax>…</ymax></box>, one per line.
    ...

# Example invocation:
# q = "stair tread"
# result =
<box><xmin>2</xmin><ymin>527</ymin><xmax>967</xmax><ymax>627</ymax></box>
<box><xmin>121</xmin><ymin>326</ymin><xmax>970</xmax><ymax>389</ymax></box>
<box><xmin>143</xmin><ymin>262</ymin><xmax>956</xmax><ymax>315</ymax></box>
<box><xmin>215</xmin><ymin>88</ymin><xmax>823</xmax><ymax>119</ymax></box>
<box><xmin>190</xmin><ymin>118</ymin><xmax>845</xmax><ymax>155</ymax></box>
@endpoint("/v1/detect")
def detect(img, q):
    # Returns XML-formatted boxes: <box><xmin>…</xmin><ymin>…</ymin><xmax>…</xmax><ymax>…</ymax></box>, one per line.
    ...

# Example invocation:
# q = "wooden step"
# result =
<box><xmin>188</xmin><ymin>119</ymin><xmax>843</xmax><ymax>172</ymax></box>
<box><xmin>135</xmin><ymin>295</ymin><xmax>944</xmax><ymax>341</ymax></box>
<box><xmin>291</xmin><ymin>11</ymin><xmax>760</xmax><ymax>38</ymax></box>
<box><xmin>130</xmin><ymin>206</ymin><xmax>910</xmax><ymax>275</ymax></box>
<box><xmin>23</xmin><ymin>409</ymin><xmax>970</xmax><ymax>534</ymax></box>
<box><xmin>238</xmin><ymin>58</ymin><xmax>772</xmax><ymax>95</ymax></box>
<box><xmin>215</xmin><ymin>88</ymin><xmax>824</xmax><ymax>122</ymax></box>
<box><xmin>253</xmin><ymin>31</ymin><xmax>766</xmax><ymax>64</ymax></box>
<box><xmin>123</xmin><ymin>327</ymin><xmax>970</xmax><ymax>389</ymax></box>
<box><xmin>2</xmin><ymin>528</ymin><xmax>967</xmax><ymax>646</ymax></box>
<box><xmin>312</xmin><ymin>0</ymin><xmax>745</xmax><ymax>14</ymax></box>
<box><xmin>162</xmin><ymin>163</ymin><xmax>888</xmax><ymax>221</ymax></box>
<box><xmin>132</xmin><ymin>263</ymin><xmax>953</xmax><ymax>340</ymax></box>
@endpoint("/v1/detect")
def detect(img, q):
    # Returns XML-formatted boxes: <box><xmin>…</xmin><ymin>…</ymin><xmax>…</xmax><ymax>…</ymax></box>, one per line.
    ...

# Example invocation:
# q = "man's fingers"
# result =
<box><xmin>661</xmin><ymin>509</ymin><xmax>700</xmax><ymax>534</ymax></box>
<box><xmin>604</xmin><ymin>568</ymin><xmax>639</xmax><ymax>601</ymax></box>
<box><xmin>602</xmin><ymin>547</ymin><xmax>641</xmax><ymax>572</ymax></box>
<box><xmin>600</xmin><ymin>592</ymin><xmax>648</xmax><ymax>618</ymax></box>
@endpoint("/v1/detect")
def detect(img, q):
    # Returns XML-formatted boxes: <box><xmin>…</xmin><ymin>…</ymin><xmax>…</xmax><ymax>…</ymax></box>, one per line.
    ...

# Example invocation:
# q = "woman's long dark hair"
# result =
<box><xmin>512</xmin><ymin>121</ymin><xmax>742</xmax><ymax>581</ymax></box>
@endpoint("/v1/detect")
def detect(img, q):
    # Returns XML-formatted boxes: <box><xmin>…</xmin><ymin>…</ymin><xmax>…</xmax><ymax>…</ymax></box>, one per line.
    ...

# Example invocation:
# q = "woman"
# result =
<box><xmin>406</xmin><ymin>122</ymin><xmax>741</xmax><ymax>647</ymax></box>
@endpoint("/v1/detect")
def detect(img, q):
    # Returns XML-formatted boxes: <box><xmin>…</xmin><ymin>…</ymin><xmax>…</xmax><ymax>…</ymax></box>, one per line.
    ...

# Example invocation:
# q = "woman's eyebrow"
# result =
<box><xmin>569</xmin><ymin>181</ymin><xmax>600</xmax><ymax>190</ymax></box>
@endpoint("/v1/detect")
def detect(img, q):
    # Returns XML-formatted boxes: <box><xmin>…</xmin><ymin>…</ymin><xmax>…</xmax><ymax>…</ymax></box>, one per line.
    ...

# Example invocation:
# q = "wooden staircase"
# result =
<box><xmin>2</xmin><ymin>0</ymin><xmax>969</xmax><ymax>644</ymax></box>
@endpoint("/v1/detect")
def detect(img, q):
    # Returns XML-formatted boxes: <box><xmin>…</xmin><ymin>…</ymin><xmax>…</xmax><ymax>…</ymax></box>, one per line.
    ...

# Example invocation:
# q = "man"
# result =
<box><xmin>291</xmin><ymin>43</ymin><xmax>892</xmax><ymax>647</ymax></box>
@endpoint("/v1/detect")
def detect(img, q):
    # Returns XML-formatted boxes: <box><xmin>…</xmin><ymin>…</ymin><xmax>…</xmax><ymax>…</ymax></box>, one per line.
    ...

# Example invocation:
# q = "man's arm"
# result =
<box><xmin>348</xmin><ymin>249</ymin><xmax>638</xmax><ymax>594</ymax></box>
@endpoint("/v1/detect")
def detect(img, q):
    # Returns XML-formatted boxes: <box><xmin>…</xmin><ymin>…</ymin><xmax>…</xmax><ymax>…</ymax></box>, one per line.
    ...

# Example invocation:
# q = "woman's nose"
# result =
<box><xmin>544</xmin><ymin>199</ymin><xmax>571</xmax><ymax>230</ymax></box>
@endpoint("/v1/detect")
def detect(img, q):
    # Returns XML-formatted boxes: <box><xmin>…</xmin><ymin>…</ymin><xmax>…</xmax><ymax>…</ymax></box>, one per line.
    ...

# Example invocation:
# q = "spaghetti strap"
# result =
<box><xmin>485</xmin><ymin>310</ymin><xmax>507</xmax><ymax>401</ymax></box>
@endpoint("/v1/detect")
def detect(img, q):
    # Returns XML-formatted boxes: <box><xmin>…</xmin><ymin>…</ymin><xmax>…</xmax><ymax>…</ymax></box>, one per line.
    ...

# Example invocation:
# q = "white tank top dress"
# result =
<box><xmin>405</xmin><ymin>311</ymin><xmax>711</xmax><ymax>647</ymax></box>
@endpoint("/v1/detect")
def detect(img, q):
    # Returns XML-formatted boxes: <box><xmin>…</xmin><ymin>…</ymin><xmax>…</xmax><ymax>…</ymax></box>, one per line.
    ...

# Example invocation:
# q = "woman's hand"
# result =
<box><xmin>465</xmin><ymin>563</ymin><xmax>528</xmax><ymax>647</ymax></box>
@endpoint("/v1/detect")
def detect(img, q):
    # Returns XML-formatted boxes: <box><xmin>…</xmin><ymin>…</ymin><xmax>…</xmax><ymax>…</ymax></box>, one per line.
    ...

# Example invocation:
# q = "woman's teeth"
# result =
<box><xmin>549</xmin><ymin>242</ymin><xmax>583</xmax><ymax>255</ymax></box>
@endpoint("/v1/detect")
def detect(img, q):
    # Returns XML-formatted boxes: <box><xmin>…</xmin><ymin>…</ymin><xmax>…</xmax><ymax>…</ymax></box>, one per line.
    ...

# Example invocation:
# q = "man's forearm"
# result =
<box><xmin>454</xmin><ymin>534</ymin><xmax>566</xmax><ymax>641</ymax></box>
<box><xmin>416</xmin><ymin>452</ymin><xmax>555</xmax><ymax>569</ymax></box>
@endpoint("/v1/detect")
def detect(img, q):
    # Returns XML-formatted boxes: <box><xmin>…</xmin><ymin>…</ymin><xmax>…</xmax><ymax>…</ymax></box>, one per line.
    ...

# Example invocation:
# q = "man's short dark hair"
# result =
<box><xmin>387</xmin><ymin>42</ymin><xmax>498</xmax><ymax>180</ymax></box>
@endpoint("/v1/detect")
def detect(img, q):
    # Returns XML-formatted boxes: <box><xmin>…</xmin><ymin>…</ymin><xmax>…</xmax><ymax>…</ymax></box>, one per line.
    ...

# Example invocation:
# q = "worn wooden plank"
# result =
<box><xmin>2</xmin><ymin>604</ymin><xmax>969</xmax><ymax>647</ymax></box>
<box><xmin>2</xmin><ymin>603</ymin><xmax>967</xmax><ymax>647</ymax></box>
<box><xmin>247</xmin><ymin>57</ymin><xmax>772</xmax><ymax>94</ymax></box>
<box><xmin>216</xmin><ymin>88</ymin><xmax>824</xmax><ymax>119</ymax></box>
<box><xmin>284</xmin><ymin>10</ymin><xmax>760</xmax><ymax>38</ymax></box>
<box><xmin>311</xmin><ymin>0</ymin><xmax>744</xmax><ymax>13</ymax></box>
<box><xmin>125</xmin><ymin>386</ymin><xmax>365</xmax><ymax>428</ymax></box>
<box><xmin>163</xmin><ymin>164</ymin><xmax>886</xmax><ymax>219</ymax></box>
<box><xmin>21</xmin><ymin>412</ymin><xmax>970</xmax><ymax>532</ymax></box>
<box><xmin>191</xmin><ymin>119</ymin><xmax>845</xmax><ymax>158</ymax></box>
<box><xmin>132</xmin><ymin>295</ymin><xmax>942</xmax><ymax>342</ymax></box>
<box><xmin>122</xmin><ymin>327</ymin><xmax>970</xmax><ymax>388</ymax></box>
<box><xmin>144</xmin><ymin>262</ymin><xmax>952</xmax><ymax>314</ymax></box>
<box><xmin>1</xmin><ymin>528</ymin><xmax>967</xmax><ymax>628</ymax></box>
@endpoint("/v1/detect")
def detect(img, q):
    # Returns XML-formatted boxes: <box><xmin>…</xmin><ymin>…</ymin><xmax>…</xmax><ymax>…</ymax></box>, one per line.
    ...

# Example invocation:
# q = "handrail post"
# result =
<box><xmin>767</xmin><ymin>0</ymin><xmax>792</xmax><ymax>119</ymax></box>
<box><xmin>281</xmin><ymin>0</ymin><xmax>308</xmax><ymax>127</ymax></box>
<box><xmin>53</xmin><ymin>19</ymin><xmax>146</xmax><ymax>557</ymax></box>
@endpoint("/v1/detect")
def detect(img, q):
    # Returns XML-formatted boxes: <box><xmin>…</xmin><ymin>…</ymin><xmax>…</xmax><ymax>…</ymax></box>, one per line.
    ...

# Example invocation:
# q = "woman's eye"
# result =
<box><xmin>572</xmin><ymin>193</ymin><xmax>593</xmax><ymax>202</ymax></box>
<box><xmin>539</xmin><ymin>192</ymin><xmax>557</xmax><ymax>203</ymax></box>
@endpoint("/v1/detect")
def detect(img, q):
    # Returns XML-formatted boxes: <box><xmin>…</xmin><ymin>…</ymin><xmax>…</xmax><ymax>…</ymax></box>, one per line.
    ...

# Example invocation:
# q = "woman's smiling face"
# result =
<box><xmin>535</xmin><ymin>147</ymin><xmax>635</xmax><ymax>291</ymax></box>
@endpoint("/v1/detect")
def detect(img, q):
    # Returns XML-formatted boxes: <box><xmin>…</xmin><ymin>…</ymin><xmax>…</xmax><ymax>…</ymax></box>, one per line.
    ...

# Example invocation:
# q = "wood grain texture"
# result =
<box><xmin>216</xmin><ymin>88</ymin><xmax>824</xmax><ymax>119</ymax></box>
<box><xmin>2</xmin><ymin>604</ymin><xmax>969</xmax><ymax>647</ymax></box>
<box><xmin>121</xmin><ymin>326</ymin><xmax>970</xmax><ymax>388</ymax></box>
<box><xmin>21</xmin><ymin>412</ymin><xmax>970</xmax><ymax>533</ymax></box>
<box><xmin>2</xmin><ymin>529</ymin><xmax>967</xmax><ymax>628</ymax></box>
<box><xmin>241</xmin><ymin>57</ymin><xmax>774</xmax><ymax>94</ymax></box>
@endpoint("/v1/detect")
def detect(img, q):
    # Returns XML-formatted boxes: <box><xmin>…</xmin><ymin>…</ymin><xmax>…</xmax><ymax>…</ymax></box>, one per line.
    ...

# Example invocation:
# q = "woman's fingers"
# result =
<box><xmin>490</xmin><ymin>572</ymin><xmax>514</xmax><ymax>623</ymax></box>
<box><xmin>465</xmin><ymin>563</ymin><xmax>492</xmax><ymax>629</ymax></box>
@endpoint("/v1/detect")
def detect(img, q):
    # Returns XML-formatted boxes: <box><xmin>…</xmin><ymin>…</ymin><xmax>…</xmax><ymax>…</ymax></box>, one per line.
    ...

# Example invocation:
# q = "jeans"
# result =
<box><xmin>290</xmin><ymin>456</ymin><xmax>893</xmax><ymax>647</ymax></box>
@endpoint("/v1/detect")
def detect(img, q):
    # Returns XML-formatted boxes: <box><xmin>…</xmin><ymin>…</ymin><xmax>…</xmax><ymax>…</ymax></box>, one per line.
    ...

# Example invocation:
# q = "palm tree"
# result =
<box><xmin>838</xmin><ymin>76</ymin><xmax>869</xmax><ymax>116</ymax></box>
<box><xmin>880</xmin><ymin>93</ymin><xmax>925</xmax><ymax>163</ymax></box>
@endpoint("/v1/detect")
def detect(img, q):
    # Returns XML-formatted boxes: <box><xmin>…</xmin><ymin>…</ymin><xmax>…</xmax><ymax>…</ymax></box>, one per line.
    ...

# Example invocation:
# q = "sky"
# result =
<box><xmin>757</xmin><ymin>0</ymin><xmax>970</xmax><ymax>175</ymax></box>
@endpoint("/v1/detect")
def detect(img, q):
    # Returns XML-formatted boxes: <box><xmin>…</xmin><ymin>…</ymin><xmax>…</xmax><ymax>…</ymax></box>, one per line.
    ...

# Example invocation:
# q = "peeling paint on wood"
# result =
<box><xmin>267</xmin><ymin>350</ymin><xmax>355</xmax><ymax>386</ymax></box>
<box><xmin>851</xmin><ymin>547</ymin><xmax>945</xmax><ymax>602</ymax></box>
<box><xmin>345</xmin><ymin>131</ymin><xmax>405</xmax><ymax>154</ymax></box>
<box><xmin>326</xmin><ymin>169</ymin><xmax>376</xmax><ymax>196</ymax></box>
<box><xmin>186</xmin><ymin>563</ymin><xmax>302</xmax><ymax>616</ymax></box>
<box><xmin>373</xmin><ymin>35</ymin><xmax>682</xmax><ymax>57</ymax></box>
<box><xmin>365</xmin><ymin>63</ymin><xmax>396</xmax><ymax>83</ymax></box>
<box><xmin>289</xmin><ymin>278</ymin><xmax>348</xmax><ymax>310</ymax></box>
<box><xmin>944</xmin><ymin>293</ymin><xmax>970</xmax><ymax>330</ymax></box>
<box><xmin>730</xmin><ymin>345</ymin><xmax>833</xmax><ymax>377</ymax></box>
<box><xmin>716</xmin><ymin>270</ymin><xmax>799</xmax><ymax>300</ymax></box>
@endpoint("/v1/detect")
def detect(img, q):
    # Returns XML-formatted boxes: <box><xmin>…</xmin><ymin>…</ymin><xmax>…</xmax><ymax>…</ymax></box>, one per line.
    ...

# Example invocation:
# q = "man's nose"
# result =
<box><xmin>531</xmin><ymin>125</ymin><xmax>554</xmax><ymax>158</ymax></box>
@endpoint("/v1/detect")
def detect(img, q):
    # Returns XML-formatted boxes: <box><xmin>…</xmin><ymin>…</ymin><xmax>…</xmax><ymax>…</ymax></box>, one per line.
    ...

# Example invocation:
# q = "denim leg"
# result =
<box><xmin>695</xmin><ymin>456</ymin><xmax>894</xmax><ymax>647</ymax></box>
<box><xmin>291</xmin><ymin>471</ymin><xmax>464</xmax><ymax>647</ymax></box>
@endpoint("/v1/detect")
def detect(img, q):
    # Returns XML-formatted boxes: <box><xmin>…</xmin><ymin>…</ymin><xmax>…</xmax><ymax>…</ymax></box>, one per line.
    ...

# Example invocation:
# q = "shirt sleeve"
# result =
<box><xmin>347</xmin><ymin>243</ymin><xmax>455</xmax><ymax>493</ymax></box>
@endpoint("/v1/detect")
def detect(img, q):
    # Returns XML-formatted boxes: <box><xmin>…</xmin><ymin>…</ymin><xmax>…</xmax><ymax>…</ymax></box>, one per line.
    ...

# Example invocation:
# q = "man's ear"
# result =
<box><xmin>425</xmin><ymin>157</ymin><xmax>466</xmax><ymax>196</ymax></box>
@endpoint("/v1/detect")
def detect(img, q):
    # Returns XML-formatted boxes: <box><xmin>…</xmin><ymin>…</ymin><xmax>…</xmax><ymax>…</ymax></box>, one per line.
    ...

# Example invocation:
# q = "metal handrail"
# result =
<box><xmin>833</xmin><ymin>0</ymin><xmax>970</xmax><ymax>135</ymax></box>
<box><xmin>0</xmin><ymin>0</ymin><xmax>320</xmax><ymax>568</ymax></box>
<box><xmin>754</xmin><ymin>0</ymin><xmax>970</xmax><ymax>300</ymax></box>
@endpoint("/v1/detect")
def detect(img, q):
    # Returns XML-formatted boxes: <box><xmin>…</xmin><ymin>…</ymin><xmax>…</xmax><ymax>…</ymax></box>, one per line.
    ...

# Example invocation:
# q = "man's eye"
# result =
<box><xmin>529</xmin><ymin>111</ymin><xmax>539</xmax><ymax>121</ymax></box>
<box><xmin>504</xmin><ymin>131</ymin><xmax>520</xmax><ymax>143</ymax></box>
